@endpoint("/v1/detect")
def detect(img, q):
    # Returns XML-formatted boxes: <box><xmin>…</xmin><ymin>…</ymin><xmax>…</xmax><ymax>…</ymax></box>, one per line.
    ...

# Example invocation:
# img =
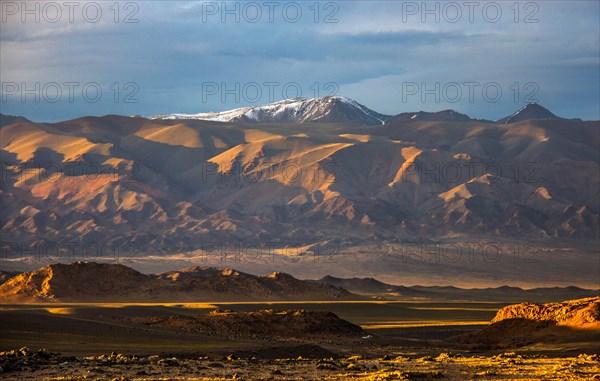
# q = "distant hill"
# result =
<box><xmin>0</xmin><ymin>262</ymin><xmax>356</xmax><ymax>303</ymax></box>
<box><xmin>318</xmin><ymin>275</ymin><xmax>599</xmax><ymax>303</ymax></box>
<box><xmin>0</xmin><ymin>114</ymin><xmax>31</xmax><ymax>126</ymax></box>
<box><xmin>2</xmin><ymin>263</ymin><xmax>596</xmax><ymax>303</ymax></box>
<box><xmin>390</xmin><ymin>109</ymin><xmax>475</xmax><ymax>122</ymax></box>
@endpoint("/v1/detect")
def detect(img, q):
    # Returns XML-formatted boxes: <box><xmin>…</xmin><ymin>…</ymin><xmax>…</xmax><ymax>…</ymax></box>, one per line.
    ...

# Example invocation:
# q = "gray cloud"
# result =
<box><xmin>1</xmin><ymin>0</ymin><xmax>598</xmax><ymax>121</ymax></box>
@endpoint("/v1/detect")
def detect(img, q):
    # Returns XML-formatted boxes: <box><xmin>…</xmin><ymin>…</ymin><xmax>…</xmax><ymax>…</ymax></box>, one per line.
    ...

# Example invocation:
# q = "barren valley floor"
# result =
<box><xmin>1</xmin><ymin>302</ymin><xmax>599</xmax><ymax>380</ymax></box>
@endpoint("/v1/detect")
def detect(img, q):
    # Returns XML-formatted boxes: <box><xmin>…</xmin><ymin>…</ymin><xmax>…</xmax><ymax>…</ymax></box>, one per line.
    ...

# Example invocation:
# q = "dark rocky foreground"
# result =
<box><xmin>1</xmin><ymin>347</ymin><xmax>599</xmax><ymax>380</ymax></box>
<box><xmin>1</xmin><ymin>299</ymin><xmax>599</xmax><ymax>379</ymax></box>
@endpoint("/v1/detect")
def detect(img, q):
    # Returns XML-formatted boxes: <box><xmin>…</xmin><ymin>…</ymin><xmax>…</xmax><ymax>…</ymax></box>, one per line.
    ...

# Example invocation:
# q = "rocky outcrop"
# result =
<box><xmin>455</xmin><ymin>297</ymin><xmax>600</xmax><ymax>349</ymax></box>
<box><xmin>133</xmin><ymin>309</ymin><xmax>365</xmax><ymax>339</ymax></box>
<box><xmin>491</xmin><ymin>297</ymin><xmax>600</xmax><ymax>327</ymax></box>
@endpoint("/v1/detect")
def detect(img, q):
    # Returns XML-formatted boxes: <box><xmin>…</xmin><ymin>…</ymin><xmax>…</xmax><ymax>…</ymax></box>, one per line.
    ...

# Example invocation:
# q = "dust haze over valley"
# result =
<box><xmin>1</xmin><ymin>1</ymin><xmax>599</xmax><ymax>380</ymax></box>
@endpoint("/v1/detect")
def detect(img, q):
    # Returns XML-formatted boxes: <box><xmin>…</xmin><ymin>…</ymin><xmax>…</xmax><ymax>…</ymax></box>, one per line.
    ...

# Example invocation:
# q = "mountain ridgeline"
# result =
<box><xmin>0</xmin><ymin>262</ymin><xmax>354</xmax><ymax>302</ymax></box>
<box><xmin>1</xmin><ymin>263</ymin><xmax>597</xmax><ymax>303</ymax></box>
<box><xmin>152</xmin><ymin>96</ymin><xmax>390</xmax><ymax>125</ymax></box>
<box><xmin>151</xmin><ymin>96</ymin><xmax>569</xmax><ymax>125</ymax></box>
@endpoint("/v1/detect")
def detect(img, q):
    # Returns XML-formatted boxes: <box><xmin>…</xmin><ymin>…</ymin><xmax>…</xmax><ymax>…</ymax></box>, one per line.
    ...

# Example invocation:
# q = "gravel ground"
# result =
<box><xmin>1</xmin><ymin>348</ymin><xmax>599</xmax><ymax>381</ymax></box>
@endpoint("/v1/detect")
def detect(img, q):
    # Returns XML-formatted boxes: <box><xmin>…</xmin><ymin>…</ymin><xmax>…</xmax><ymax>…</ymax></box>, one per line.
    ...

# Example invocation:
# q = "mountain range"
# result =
<box><xmin>318</xmin><ymin>275</ymin><xmax>599</xmax><ymax>303</ymax></box>
<box><xmin>1</xmin><ymin>262</ymin><xmax>597</xmax><ymax>303</ymax></box>
<box><xmin>151</xmin><ymin>96</ymin><xmax>568</xmax><ymax>125</ymax></box>
<box><xmin>1</xmin><ymin>97</ymin><xmax>598</xmax><ymax>286</ymax></box>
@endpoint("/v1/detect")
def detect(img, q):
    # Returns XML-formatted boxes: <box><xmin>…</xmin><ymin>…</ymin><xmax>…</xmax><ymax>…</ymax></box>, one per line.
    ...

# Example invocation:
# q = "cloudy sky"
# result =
<box><xmin>1</xmin><ymin>0</ymin><xmax>599</xmax><ymax>121</ymax></box>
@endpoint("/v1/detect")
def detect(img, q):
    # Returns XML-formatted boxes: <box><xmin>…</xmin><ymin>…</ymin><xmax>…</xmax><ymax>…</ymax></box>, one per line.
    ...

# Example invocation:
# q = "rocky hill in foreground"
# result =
<box><xmin>456</xmin><ymin>297</ymin><xmax>600</xmax><ymax>349</ymax></box>
<box><xmin>131</xmin><ymin>309</ymin><xmax>365</xmax><ymax>340</ymax></box>
<box><xmin>490</xmin><ymin>297</ymin><xmax>600</xmax><ymax>327</ymax></box>
<box><xmin>0</xmin><ymin>262</ymin><xmax>355</xmax><ymax>303</ymax></box>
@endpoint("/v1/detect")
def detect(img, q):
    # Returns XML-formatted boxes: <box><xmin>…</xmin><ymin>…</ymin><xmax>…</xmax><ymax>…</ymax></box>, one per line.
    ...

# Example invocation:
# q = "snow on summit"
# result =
<box><xmin>151</xmin><ymin>96</ymin><xmax>390</xmax><ymax>125</ymax></box>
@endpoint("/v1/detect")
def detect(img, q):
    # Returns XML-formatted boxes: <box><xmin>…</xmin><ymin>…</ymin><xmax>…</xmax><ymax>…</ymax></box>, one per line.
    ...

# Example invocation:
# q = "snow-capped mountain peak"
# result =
<box><xmin>497</xmin><ymin>103</ymin><xmax>561</xmax><ymax>124</ymax></box>
<box><xmin>151</xmin><ymin>96</ymin><xmax>390</xmax><ymax>125</ymax></box>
